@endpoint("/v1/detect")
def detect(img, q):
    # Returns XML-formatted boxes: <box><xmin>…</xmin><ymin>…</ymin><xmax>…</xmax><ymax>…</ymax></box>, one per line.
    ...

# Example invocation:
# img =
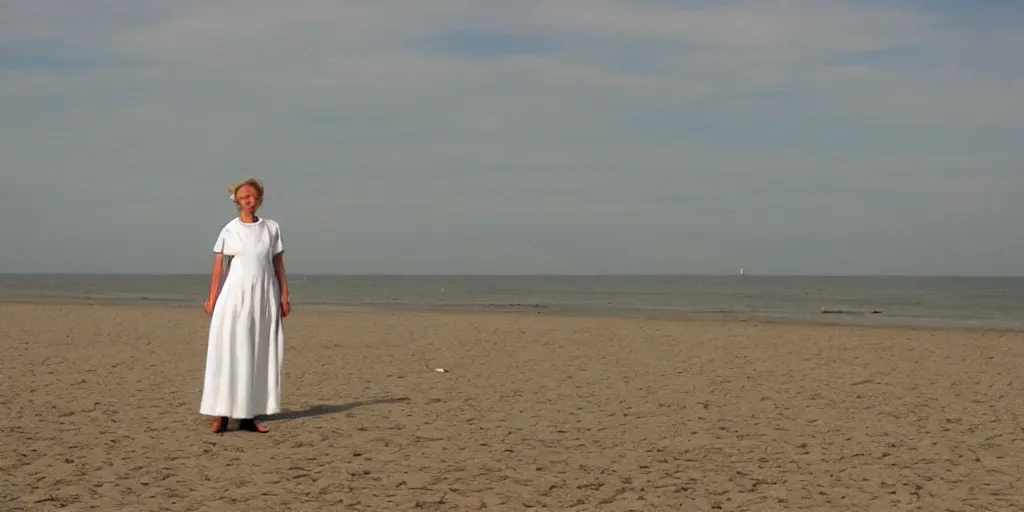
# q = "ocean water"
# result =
<box><xmin>0</xmin><ymin>274</ymin><xmax>1022</xmax><ymax>331</ymax></box>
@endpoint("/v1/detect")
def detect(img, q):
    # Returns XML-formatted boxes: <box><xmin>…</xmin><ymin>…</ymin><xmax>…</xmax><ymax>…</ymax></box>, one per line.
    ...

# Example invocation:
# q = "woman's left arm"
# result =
<box><xmin>272</xmin><ymin>223</ymin><xmax>290</xmax><ymax>317</ymax></box>
<box><xmin>273</xmin><ymin>252</ymin><xmax>291</xmax><ymax>317</ymax></box>
<box><xmin>273</xmin><ymin>252</ymin><xmax>289</xmax><ymax>297</ymax></box>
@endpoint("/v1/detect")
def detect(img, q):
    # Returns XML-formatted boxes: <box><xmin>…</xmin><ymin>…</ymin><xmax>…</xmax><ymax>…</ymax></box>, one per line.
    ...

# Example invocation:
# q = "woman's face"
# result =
<box><xmin>235</xmin><ymin>184</ymin><xmax>262</xmax><ymax>213</ymax></box>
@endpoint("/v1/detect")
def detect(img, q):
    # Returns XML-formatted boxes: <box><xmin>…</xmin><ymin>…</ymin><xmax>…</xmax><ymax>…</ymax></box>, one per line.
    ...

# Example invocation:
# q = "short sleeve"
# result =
<box><xmin>272</xmin><ymin>221</ymin><xmax>284</xmax><ymax>255</ymax></box>
<box><xmin>212</xmin><ymin>223</ymin><xmax>229</xmax><ymax>253</ymax></box>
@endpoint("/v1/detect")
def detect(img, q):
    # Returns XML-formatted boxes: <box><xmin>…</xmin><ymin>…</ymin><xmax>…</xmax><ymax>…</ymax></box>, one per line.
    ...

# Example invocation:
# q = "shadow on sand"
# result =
<box><xmin>261</xmin><ymin>397</ymin><xmax>411</xmax><ymax>422</ymax></box>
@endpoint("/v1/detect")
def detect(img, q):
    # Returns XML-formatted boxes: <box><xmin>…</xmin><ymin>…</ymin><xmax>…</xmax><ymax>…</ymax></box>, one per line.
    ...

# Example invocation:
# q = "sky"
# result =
<box><xmin>1</xmin><ymin>0</ymin><xmax>1022</xmax><ymax>275</ymax></box>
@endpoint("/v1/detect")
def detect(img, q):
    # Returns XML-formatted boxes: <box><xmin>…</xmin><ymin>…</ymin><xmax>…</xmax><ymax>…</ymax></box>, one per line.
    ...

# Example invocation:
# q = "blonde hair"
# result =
<box><xmin>227</xmin><ymin>177</ymin><xmax>265</xmax><ymax>199</ymax></box>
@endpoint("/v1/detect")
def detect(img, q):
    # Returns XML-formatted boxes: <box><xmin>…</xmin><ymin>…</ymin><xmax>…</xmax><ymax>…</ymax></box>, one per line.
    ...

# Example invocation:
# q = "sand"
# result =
<box><xmin>1</xmin><ymin>302</ymin><xmax>1023</xmax><ymax>511</ymax></box>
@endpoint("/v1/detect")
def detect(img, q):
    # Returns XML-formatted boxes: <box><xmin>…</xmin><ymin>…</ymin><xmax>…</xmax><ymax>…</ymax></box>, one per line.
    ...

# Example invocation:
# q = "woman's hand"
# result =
<box><xmin>280</xmin><ymin>294</ymin><xmax>291</xmax><ymax>318</ymax></box>
<box><xmin>203</xmin><ymin>296</ymin><xmax>215</xmax><ymax>315</ymax></box>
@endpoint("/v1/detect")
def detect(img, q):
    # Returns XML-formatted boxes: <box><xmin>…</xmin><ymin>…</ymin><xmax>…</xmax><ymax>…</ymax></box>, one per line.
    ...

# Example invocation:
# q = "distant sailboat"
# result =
<box><xmin>739</xmin><ymin>268</ymin><xmax>745</xmax><ymax>276</ymax></box>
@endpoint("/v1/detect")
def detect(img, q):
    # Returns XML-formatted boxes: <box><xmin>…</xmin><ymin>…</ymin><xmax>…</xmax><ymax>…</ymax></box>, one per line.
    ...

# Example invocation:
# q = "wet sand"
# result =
<box><xmin>2</xmin><ymin>302</ymin><xmax>1023</xmax><ymax>511</ymax></box>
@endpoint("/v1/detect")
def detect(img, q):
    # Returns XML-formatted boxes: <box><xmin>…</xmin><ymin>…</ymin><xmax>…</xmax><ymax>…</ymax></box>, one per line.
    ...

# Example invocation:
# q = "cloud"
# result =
<box><xmin>0</xmin><ymin>0</ymin><xmax>1022</xmax><ymax>274</ymax></box>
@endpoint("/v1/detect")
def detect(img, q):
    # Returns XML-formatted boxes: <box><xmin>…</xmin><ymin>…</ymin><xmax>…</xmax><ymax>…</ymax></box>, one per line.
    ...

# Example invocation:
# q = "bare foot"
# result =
<box><xmin>211</xmin><ymin>416</ymin><xmax>229</xmax><ymax>434</ymax></box>
<box><xmin>238</xmin><ymin>418</ymin><xmax>269</xmax><ymax>433</ymax></box>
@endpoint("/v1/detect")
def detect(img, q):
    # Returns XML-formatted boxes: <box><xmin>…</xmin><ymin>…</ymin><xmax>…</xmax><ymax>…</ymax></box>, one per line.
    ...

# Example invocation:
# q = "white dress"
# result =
<box><xmin>199</xmin><ymin>217</ymin><xmax>285</xmax><ymax>419</ymax></box>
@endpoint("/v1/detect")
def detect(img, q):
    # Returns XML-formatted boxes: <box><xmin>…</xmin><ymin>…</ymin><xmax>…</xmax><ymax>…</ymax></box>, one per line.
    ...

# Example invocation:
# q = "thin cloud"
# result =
<box><xmin>0</xmin><ymin>0</ymin><xmax>1021</xmax><ymax>274</ymax></box>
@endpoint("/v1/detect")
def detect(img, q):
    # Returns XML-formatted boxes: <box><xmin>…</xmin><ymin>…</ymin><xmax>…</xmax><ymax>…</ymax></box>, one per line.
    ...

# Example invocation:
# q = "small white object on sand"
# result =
<box><xmin>433</xmin><ymin>368</ymin><xmax>448</xmax><ymax>373</ymax></box>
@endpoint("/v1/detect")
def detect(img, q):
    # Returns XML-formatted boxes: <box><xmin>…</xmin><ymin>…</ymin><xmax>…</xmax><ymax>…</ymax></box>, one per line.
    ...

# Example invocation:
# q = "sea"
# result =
<box><xmin>0</xmin><ymin>274</ymin><xmax>1022</xmax><ymax>331</ymax></box>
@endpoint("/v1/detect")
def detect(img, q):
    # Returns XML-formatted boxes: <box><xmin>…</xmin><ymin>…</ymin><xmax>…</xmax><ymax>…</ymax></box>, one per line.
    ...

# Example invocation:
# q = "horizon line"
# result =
<box><xmin>1</xmin><ymin>272</ymin><xmax>1021</xmax><ymax>278</ymax></box>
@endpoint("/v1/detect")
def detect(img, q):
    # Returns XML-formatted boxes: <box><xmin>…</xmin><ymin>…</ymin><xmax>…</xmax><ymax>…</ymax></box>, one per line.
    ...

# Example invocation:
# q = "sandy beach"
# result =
<box><xmin>1</xmin><ymin>302</ymin><xmax>1023</xmax><ymax>511</ymax></box>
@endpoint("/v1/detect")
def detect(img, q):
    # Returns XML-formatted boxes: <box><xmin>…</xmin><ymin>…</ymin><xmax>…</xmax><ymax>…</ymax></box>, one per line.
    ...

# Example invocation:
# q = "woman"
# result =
<box><xmin>200</xmin><ymin>177</ymin><xmax>291</xmax><ymax>434</ymax></box>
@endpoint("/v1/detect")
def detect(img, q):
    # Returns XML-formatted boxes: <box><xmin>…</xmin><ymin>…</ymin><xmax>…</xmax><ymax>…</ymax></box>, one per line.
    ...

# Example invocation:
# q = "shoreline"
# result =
<box><xmin>2</xmin><ymin>298</ymin><xmax>1020</xmax><ymax>335</ymax></box>
<box><xmin>3</xmin><ymin>274</ymin><xmax>1021</xmax><ymax>334</ymax></box>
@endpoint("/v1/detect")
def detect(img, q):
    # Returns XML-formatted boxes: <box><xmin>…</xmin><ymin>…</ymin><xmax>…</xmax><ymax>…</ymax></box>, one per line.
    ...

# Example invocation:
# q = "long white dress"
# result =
<box><xmin>199</xmin><ymin>217</ymin><xmax>285</xmax><ymax>419</ymax></box>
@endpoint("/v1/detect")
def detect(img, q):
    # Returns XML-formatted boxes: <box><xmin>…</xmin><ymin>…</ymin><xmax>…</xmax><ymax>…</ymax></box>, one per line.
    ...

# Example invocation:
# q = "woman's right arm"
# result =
<box><xmin>205</xmin><ymin>253</ymin><xmax>224</xmax><ymax>312</ymax></box>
